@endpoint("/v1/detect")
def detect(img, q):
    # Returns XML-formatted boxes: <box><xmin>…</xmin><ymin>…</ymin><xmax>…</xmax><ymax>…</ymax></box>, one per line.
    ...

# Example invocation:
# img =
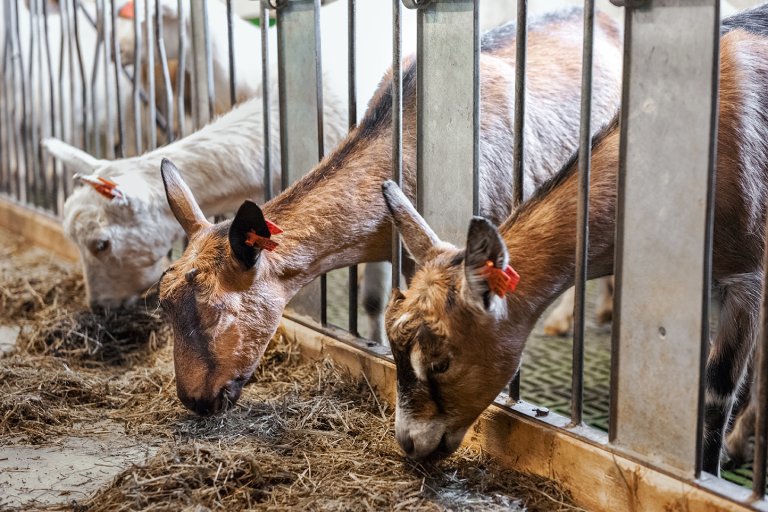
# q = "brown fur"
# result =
<box><xmin>386</xmin><ymin>30</ymin><xmax>768</xmax><ymax>468</ymax></box>
<box><xmin>159</xmin><ymin>10</ymin><xmax>624</xmax><ymax>415</ymax></box>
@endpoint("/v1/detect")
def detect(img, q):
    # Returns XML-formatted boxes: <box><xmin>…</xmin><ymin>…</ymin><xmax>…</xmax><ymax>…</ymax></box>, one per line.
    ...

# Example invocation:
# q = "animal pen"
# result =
<box><xmin>1</xmin><ymin>0</ymin><xmax>767</xmax><ymax>510</ymax></box>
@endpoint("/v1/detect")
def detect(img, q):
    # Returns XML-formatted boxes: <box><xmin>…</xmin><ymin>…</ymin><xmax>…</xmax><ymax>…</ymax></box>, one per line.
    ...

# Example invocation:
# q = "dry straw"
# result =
<box><xmin>1</xmin><ymin>234</ymin><xmax>582</xmax><ymax>511</ymax></box>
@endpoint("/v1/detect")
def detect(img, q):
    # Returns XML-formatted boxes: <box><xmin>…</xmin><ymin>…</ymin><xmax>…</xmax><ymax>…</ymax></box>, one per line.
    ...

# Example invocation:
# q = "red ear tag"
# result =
<box><xmin>265</xmin><ymin>219</ymin><xmax>283</xmax><ymax>235</ymax></box>
<box><xmin>245</xmin><ymin>231</ymin><xmax>279</xmax><ymax>252</ymax></box>
<box><xmin>118</xmin><ymin>1</ymin><xmax>135</xmax><ymax>19</ymax></box>
<box><xmin>480</xmin><ymin>260</ymin><xmax>520</xmax><ymax>298</ymax></box>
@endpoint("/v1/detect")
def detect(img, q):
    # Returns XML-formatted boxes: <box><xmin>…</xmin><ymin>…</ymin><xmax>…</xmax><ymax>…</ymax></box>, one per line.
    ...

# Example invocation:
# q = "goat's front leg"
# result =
<box><xmin>703</xmin><ymin>274</ymin><xmax>759</xmax><ymax>475</ymax></box>
<box><xmin>360</xmin><ymin>262</ymin><xmax>391</xmax><ymax>345</ymax></box>
<box><xmin>543</xmin><ymin>287</ymin><xmax>576</xmax><ymax>336</ymax></box>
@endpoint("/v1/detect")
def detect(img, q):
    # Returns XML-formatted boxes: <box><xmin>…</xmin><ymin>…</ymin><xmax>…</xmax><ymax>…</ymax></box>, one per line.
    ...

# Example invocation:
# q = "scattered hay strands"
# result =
<box><xmin>1</xmin><ymin>230</ymin><xmax>581</xmax><ymax>511</ymax></box>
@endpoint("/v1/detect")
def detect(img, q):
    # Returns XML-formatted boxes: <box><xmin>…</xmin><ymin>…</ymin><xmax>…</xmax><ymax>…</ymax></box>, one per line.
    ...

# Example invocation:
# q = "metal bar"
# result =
<box><xmin>100</xmin><ymin>0</ymin><xmax>114</xmax><ymax>160</ymax></box>
<box><xmin>753</xmin><ymin>216</ymin><xmax>768</xmax><ymax>498</ymax></box>
<box><xmin>570</xmin><ymin>0</ymin><xmax>595</xmax><ymax>428</ymax></box>
<box><xmin>1</xmin><ymin>0</ymin><xmax>11</xmax><ymax>196</ymax></box>
<box><xmin>175</xmin><ymin>0</ymin><xmax>186</xmax><ymax>139</ymax></box>
<box><xmin>261</xmin><ymin>0</ymin><xmax>271</xmax><ymax>201</ymax></box>
<box><xmin>203</xmin><ymin>0</ymin><xmax>214</xmax><ymax>121</ymax></box>
<box><xmin>34</xmin><ymin>0</ymin><xmax>47</xmax><ymax>209</ymax></box>
<box><xmin>110</xmin><ymin>0</ymin><xmax>125</xmax><ymax>158</ymax></box>
<box><xmin>60</xmin><ymin>0</ymin><xmax>72</xmax><ymax>199</ymax></box>
<box><xmin>610</xmin><ymin>0</ymin><xmax>719</xmax><ymax>477</ymax></box>
<box><xmin>277</xmin><ymin>0</ymin><xmax>324</xmax><ymax>323</ymax></box>
<box><xmin>13</xmin><ymin>0</ymin><xmax>29</xmax><ymax>203</ymax></box>
<box><xmin>28</xmin><ymin>0</ymin><xmax>40</xmax><ymax>205</ymax></box>
<box><xmin>90</xmin><ymin>0</ymin><xmax>104</xmax><ymax>156</ymax></box>
<box><xmin>42</xmin><ymin>0</ymin><xmax>57</xmax><ymax>212</ymax></box>
<box><xmin>226</xmin><ymin>0</ymin><xmax>236</xmax><ymax>108</ymax></box>
<box><xmin>312</xmin><ymin>0</ymin><xmax>326</xmax><ymax>326</ymax></box>
<box><xmin>156</xmin><ymin>0</ymin><xmax>174</xmax><ymax>143</ymax></box>
<box><xmin>507</xmin><ymin>0</ymin><xmax>526</xmax><ymax>405</ymax></box>
<box><xmin>415</xmin><ymin>0</ymin><xmax>477</xmax><ymax>245</ymax></box>
<box><xmin>512</xmin><ymin>0</ymin><xmax>526</xmax><ymax>206</ymax></box>
<box><xmin>145</xmin><ymin>0</ymin><xmax>157</xmax><ymax>150</ymax></box>
<box><xmin>347</xmin><ymin>0</ymin><xmax>358</xmax><ymax>336</ymax></box>
<box><xmin>190</xmin><ymin>0</ymin><xmax>209</xmax><ymax>128</ymax></box>
<box><xmin>72</xmin><ymin>0</ymin><xmax>87</xmax><ymax>153</ymax></box>
<box><xmin>391</xmin><ymin>0</ymin><xmax>402</xmax><ymax>291</ymax></box>
<box><xmin>132</xmin><ymin>0</ymin><xmax>142</xmax><ymax>153</ymax></box>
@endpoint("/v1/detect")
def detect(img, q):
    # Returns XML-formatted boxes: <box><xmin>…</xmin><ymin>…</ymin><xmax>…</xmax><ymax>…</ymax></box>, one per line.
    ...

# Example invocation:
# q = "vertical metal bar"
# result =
<box><xmin>132</xmin><ymin>0</ymin><xmax>142</xmax><ymax>153</ymax></box>
<box><xmin>226</xmin><ymin>0</ymin><xmax>236</xmax><ymax>108</ymax></box>
<box><xmin>42</xmin><ymin>0</ymin><xmax>57</xmax><ymax>212</ymax></box>
<box><xmin>100</xmin><ymin>0</ymin><xmax>114</xmax><ymax>160</ymax></box>
<box><xmin>1</xmin><ymin>0</ymin><xmax>10</xmax><ymax>196</ymax></box>
<box><xmin>28</xmin><ymin>0</ymin><xmax>40</xmax><ymax>205</ymax></box>
<box><xmin>508</xmin><ymin>0</ymin><xmax>527</xmax><ymax>404</ymax></box>
<box><xmin>156</xmin><ymin>0</ymin><xmax>174</xmax><ymax>143</ymax></box>
<box><xmin>203</xmin><ymin>0</ymin><xmax>214</xmax><ymax>121</ymax></box>
<box><xmin>60</xmin><ymin>0</ymin><xmax>72</xmax><ymax>199</ymax></box>
<box><xmin>90</xmin><ymin>0</ymin><xmax>104</xmax><ymax>156</ymax></box>
<box><xmin>145</xmin><ymin>0</ymin><xmax>157</xmax><ymax>150</ymax></box>
<box><xmin>277</xmin><ymin>0</ymin><xmax>324</xmax><ymax>323</ymax></box>
<box><xmin>610</xmin><ymin>0</ymin><xmax>719</xmax><ymax>477</ymax></box>
<box><xmin>13</xmin><ymin>0</ymin><xmax>29</xmax><ymax>203</ymax></box>
<box><xmin>72</xmin><ymin>0</ymin><xmax>87</xmax><ymax>152</ymax></box>
<box><xmin>34</xmin><ymin>0</ymin><xmax>47</xmax><ymax>209</ymax></box>
<box><xmin>391</xmin><ymin>0</ymin><xmax>402</xmax><ymax>292</ymax></box>
<box><xmin>313</xmin><ymin>0</ymin><xmax>326</xmax><ymax>326</ymax></box>
<box><xmin>175</xmin><ymin>0</ymin><xmax>186</xmax><ymax>139</ymax></box>
<box><xmin>110</xmin><ymin>0</ymin><xmax>124</xmax><ymax>158</ymax></box>
<box><xmin>752</xmin><ymin>221</ymin><xmax>768</xmax><ymax>498</ymax></box>
<box><xmin>190</xmin><ymin>0</ymin><xmax>209</xmax><ymax>128</ymax></box>
<box><xmin>260</xmin><ymin>0</ymin><xmax>270</xmax><ymax>201</ymax></box>
<box><xmin>570</xmin><ymin>0</ymin><xmax>595</xmax><ymax>427</ymax></box>
<box><xmin>347</xmin><ymin>0</ymin><xmax>358</xmax><ymax>336</ymax></box>
<box><xmin>512</xmin><ymin>0</ymin><xmax>526</xmax><ymax>207</ymax></box>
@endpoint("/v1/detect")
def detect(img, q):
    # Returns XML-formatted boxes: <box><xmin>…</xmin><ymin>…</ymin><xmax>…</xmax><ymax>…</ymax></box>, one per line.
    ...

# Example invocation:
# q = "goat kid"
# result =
<box><xmin>157</xmin><ymin>8</ymin><xmax>623</xmax><ymax>416</ymax></box>
<box><xmin>382</xmin><ymin>28</ymin><xmax>768</xmax><ymax>476</ymax></box>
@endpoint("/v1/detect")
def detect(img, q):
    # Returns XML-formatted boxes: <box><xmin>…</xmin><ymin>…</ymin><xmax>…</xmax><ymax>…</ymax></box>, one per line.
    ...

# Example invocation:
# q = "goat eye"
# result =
<box><xmin>90</xmin><ymin>239</ymin><xmax>110</xmax><ymax>255</ymax></box>
<box><xmin>431</xmin><ymin>360</ymin><xmax>450</xmax><ymax>374</ymax></box>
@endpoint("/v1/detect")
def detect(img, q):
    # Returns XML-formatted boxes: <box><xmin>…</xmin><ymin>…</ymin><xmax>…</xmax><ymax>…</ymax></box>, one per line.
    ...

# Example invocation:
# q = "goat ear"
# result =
<box><xmin>381</xmin><ymin>180</ymin><xmax>440</xmax><ymax>265</ymax></box>
<box><xmin>229</xmin><ymin>200</ymin><xmax>270</xmax><ymax>270</ymax></box>
<box><xmin>42</xmin><ymin>138</ymin><xmax>106</xmax><ymax>174</ymax></box>
<box><xmin>463</xmin><ymin>217</ymin><xmax>509</xmax><ymax>310</ymax></box>
<box><xmin>160</xmin><ymin>158</ymin><xmax>210</xmax><ymax>237</ymax></box>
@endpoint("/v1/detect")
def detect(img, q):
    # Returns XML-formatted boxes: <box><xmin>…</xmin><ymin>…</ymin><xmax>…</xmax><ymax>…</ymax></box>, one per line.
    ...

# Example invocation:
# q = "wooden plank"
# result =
<box><xmin>0</xmin><ymin>199</ymin><xmax>79</xmax><ymax>262</ymax></box>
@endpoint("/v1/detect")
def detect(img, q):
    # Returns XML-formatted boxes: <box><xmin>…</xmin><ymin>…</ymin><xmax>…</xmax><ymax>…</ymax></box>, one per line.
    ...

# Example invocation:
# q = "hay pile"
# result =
<box><xmin>1</xmin><ymin>230</ymin><xmax>582</xmax><ymax>511</ymax></box>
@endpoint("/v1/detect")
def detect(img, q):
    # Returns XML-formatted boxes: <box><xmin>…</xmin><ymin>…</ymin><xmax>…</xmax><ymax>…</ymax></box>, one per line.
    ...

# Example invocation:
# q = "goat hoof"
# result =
<box><xmin>596</xmin><ymin>308</ymin><xmax>613</xmax><ymax>326</ymax></box>
<box><xmin>542</xmin><ymin>320</ymin><xmax>572</xmax><ymax>337</ymax></box>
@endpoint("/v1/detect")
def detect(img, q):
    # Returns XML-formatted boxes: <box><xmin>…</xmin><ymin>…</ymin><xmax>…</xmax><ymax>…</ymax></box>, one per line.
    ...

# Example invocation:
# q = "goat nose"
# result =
<box><xmin>397</xmin><ymin>432</ymin><xmax>416</xmax><ymax>457</ymax></box>
<box><xmin>182</xmin><ymin>393</ymin><xmax>225</xmax><ymax>416</ymax></box>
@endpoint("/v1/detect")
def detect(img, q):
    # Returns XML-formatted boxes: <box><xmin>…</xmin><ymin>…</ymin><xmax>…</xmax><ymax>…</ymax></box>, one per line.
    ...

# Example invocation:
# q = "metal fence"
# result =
<box><xmin>2</xmin><ymin>0</ymin><xmax>768</xmax><ymax>509</ymax></box>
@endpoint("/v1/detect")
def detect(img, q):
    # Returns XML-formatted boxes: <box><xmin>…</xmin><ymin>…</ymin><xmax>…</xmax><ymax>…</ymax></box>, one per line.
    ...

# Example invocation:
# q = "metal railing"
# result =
<box><xmin>2</xmin><ymin>0</ymin><xmax>767</xmax><ymax>508</ymax></box>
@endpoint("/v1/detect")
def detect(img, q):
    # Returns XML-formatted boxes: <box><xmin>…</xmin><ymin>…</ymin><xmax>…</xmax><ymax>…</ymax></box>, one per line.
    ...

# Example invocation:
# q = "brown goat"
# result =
<box><xmin>382</xmin><ymin>28</ymin><xmax>768</xmax><ymax>476</ymax></box>
<box><xmin>157</xmin><ymin>8</ymin><xmax>623</xmax><ymax>416</ymax></box>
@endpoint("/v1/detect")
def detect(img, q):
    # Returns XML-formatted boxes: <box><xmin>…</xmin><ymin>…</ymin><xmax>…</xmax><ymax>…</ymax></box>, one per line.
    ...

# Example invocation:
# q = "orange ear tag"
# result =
<box><xmin>480</xmin><ymin>260</ymin><xmax>520</xmax><ymax>298</ymax></box>
<box><xmin>77</xmin><ymin>174</ymin><xmax>126</xmax><ymax>202</ymax></box>
<box><xmin>118</xmin><ymin>1</ymin><xmax>135</xmax><ymax>19</ymax></box>
<box><xmin>244</xmin><ymin>219</ymin><xmax>283</xmax><ymax>252</ymax></box>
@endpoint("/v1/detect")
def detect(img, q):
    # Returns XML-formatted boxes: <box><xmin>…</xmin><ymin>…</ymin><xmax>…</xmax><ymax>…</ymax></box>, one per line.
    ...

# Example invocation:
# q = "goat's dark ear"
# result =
<box><xmin>382</xmin><ymin>180</ymin><xmax>441</xmax><ymax>265</ymax></box>
<box><xmin>463</xmin><ymin>217</ymin><xmax>508</xmax><ymax>310</ymax></box>
<box><xmin>229</xmin><ymin>200</ymin><xmax>270</xmax><ymax>270</ymax></box>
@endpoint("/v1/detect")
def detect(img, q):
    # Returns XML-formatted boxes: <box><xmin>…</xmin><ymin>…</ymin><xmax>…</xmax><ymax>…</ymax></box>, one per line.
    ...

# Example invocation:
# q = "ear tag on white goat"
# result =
<box><xmin>480</xmin><ymin>260</ymin><xmax>520</xmax><ymax>297</ymax></box>
<box><xmin>74</xmin><ymin>173</ymin><xmax>127</xmax><ymax>204</ymax></box>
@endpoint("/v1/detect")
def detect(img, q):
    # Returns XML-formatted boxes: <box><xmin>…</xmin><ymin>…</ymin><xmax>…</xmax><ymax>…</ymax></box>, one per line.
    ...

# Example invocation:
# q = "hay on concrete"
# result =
<box><xmin>1</xmin><ymin>229</ymin><xmax>583</xmax><ymax>511</ymax></box>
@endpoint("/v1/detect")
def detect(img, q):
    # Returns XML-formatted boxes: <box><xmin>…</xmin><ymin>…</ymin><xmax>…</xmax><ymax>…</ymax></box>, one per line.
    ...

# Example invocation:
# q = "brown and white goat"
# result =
<box><xmin>382</xmin><ymin>28</ymin><xmax>768</xmax><ymax>475</ymax></box>
<box><xmin>156</xmin><ymin>8</ymin><xmax>624</xmax><ymax>416</ymax></box>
